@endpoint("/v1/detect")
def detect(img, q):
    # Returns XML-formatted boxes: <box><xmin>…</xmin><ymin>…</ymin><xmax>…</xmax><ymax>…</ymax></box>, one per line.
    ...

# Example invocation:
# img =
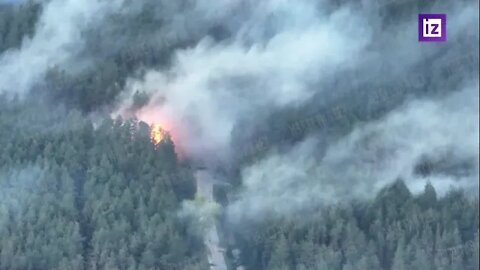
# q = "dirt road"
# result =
<box><xmin>195</xmin><ymin>170</ymin><xmax>228</xmax><ymax>270</ymax></box>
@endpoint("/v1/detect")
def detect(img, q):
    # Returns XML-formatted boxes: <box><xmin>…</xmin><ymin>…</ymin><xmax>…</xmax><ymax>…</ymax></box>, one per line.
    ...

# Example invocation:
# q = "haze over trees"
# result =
<box><xmin>0</xmin><ymin>0</ymin><xmax>478</xmax><ymax>270</ymax></box>
<box><xmin>0</xmin><ymin>99</ymin><xmax>205</xmax><ymax>270</ymax></box>
<box><xmin>230</xmin><ymin>181</ymin><xmax>479</xmax><ymax>270</ymax></box>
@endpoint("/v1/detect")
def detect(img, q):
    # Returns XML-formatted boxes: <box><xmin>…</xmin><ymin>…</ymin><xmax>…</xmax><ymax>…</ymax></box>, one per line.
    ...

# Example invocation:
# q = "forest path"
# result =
<box><xmin>195</xmin><ymin>170</ymin><xmax>228</xmax><ymax>270</ymax></box>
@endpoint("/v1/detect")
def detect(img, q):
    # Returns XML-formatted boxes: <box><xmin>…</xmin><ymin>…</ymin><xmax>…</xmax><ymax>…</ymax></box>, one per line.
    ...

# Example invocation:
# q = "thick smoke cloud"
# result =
<box><xmin>3</xmin><ymin>0</ymin><xmax>475</xmax><ymax>224</ymax></box>
<box><xmin>227</xmin><ymin>83</ymin><xmax>479</xmax><ymax>222</ymax></box>
<box><xmin>114</xmin><ymin>0</ymin><xmax>478</xmax><ymax>222</ymax></box>
<box><xmin>116</xmin><ymin>1</ymin><xmax>373</xmax><ymax>164</ymax></box>
<box><xmin>0</xmin><ymin>0</ymin><xmax>124</xmax><ymax>96</ymax></box>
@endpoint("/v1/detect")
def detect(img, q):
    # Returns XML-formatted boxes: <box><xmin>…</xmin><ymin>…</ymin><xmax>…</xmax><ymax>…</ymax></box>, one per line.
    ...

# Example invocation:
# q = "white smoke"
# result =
<box><xmin>0</xmin><ymin>0</ymin><xmax>477</xmax><ymax>232</ymax></box>
<box><xmin>111</xmin><ymin>0</ymin><xmax>478</xmax><ymax>221</ymax></box>
<box><xmin>117</xmin><ymin>0</ymin><xmax>478</xmax><ymax>162</ymax></box>
<box><xmin>0</xmin><ymin>0</ymin><xmax>124</xmax><ymax>95</ymax></box>
<box><xmin>116</xmin><ymin>0</ymin><xmax>372</xmax><ymax>163</ymax></box>
<box><xmin>227</xmin><ymin>83</ymin><xmax>479</xmax><ymax>222</ymax></box>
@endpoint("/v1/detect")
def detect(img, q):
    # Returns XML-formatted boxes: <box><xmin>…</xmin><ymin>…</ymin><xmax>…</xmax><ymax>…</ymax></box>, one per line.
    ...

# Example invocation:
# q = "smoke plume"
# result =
<box><xmin>116</xmin><ymin>0</ymin><xmax>373</xmax><ymax>163</ymax></box>
<box><xmin>0</xmin><ymin>0</ymin><xmax>124</xmax><ymax>96</ymax></box>
<box><xmin>2</xmin><ymin>0</ymin><xmax>476</xmax><ymax>223</ymax></box>
<box><xmin>114</xmin><ymin>0</ymin><xmax>478</xmax><ymax>222</ymax></box>
<box><xmin>227</xmin><ymin>83</ymin><xmax>479</xmax><ymax>222</ymax></box>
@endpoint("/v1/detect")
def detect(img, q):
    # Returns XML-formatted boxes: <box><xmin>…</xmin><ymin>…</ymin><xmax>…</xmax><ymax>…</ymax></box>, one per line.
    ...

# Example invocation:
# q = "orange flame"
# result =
<box><xmin>135</xmin><ymin>107</ymin><xmax>185</xmax><ymax>158</ymax></box>
<box><xmin>150</xmin><ymin>124</ymin><xmax>165</xmax><ymax>145</ymax></box>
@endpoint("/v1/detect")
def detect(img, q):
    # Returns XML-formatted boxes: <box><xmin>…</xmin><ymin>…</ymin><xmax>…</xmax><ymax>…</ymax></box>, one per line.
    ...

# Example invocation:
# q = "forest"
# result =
<box><xmin>0</xmin><ymin>98</ymin><xmax>206</xmax><ymax>269</ymax></box>
<box><xmin>0</xmin><ymin>0</ymin><xmax>479</xmax><ymax>270</ymax></box>
<box><xmin>229</xmin><ymin>181</ymin><xmax>479</xmax><ymax>270</ymax></box>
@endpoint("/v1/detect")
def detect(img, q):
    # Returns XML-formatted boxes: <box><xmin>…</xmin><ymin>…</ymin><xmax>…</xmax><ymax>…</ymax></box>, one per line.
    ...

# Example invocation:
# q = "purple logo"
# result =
<box><xmin>418</xmin><ymin>14</ymin><xmax>446</xmax><ymax>42</ymax></box>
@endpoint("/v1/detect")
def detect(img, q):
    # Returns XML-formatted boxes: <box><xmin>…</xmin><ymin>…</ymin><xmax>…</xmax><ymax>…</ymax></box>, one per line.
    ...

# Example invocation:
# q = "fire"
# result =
<box><xmin>135</xmin><ymin>106</ymin><xmax>185</xmax><ymax>158</ymax></box>
<box><xmin>150</xmin><ymin>124</ymin><xmax>165</xmax><ymax>145</ymax></box>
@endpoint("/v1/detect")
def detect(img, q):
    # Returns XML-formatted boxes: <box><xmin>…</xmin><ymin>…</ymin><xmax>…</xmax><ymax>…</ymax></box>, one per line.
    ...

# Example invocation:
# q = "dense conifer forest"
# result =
<box><xmin>0</xmin><ymin>1</ymin><xmax>478</xmax><ymax>270</ymax></box>
<box><xmin>0</xmin><ymin>99</ymin><xmax>206</xmax><ymax>270</ymax></box>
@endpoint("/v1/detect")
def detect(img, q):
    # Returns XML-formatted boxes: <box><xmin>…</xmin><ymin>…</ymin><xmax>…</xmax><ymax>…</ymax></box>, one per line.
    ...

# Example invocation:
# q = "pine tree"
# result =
<box><xmin>391</xmin><ymin>238</ymin><xmax>408</xmax><ymax>270</ymax></box>
<box><xmin>267</xmin><ymin>235</ymin><xmax>290</xmax><ymax>270</ymax></box>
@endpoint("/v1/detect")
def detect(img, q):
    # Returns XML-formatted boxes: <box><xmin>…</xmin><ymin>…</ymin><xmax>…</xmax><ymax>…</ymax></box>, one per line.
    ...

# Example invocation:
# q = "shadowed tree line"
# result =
<box><xmin>0</xmin><ymin>1</ymin><xmax>478</xmax><ymax>270</ymax></box>
<box><xmin>0</xmin><ymin>97</ymin><xmax>206</xmax><ymax>270</ymax></box>
<box><xmin>231</xmin><ymin>180</ymin><xmax>479</xmax><ymax>270</ymax></box>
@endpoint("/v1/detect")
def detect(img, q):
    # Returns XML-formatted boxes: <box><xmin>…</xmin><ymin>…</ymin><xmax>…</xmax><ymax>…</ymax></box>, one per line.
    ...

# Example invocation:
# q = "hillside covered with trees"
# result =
<box><xmin>230</xmin><ymin>181</ymin><xmax>479</xmax><ymax>270</ymax></box>
<box><xmin>0</xmin><ymin>0</ymin><xmax>478</xmax><ymax>270</ymax></box>
<box><xmin>0</xmin><ymin>98</ymin><xmax>205</xmax><ymax>270</ymax></box>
